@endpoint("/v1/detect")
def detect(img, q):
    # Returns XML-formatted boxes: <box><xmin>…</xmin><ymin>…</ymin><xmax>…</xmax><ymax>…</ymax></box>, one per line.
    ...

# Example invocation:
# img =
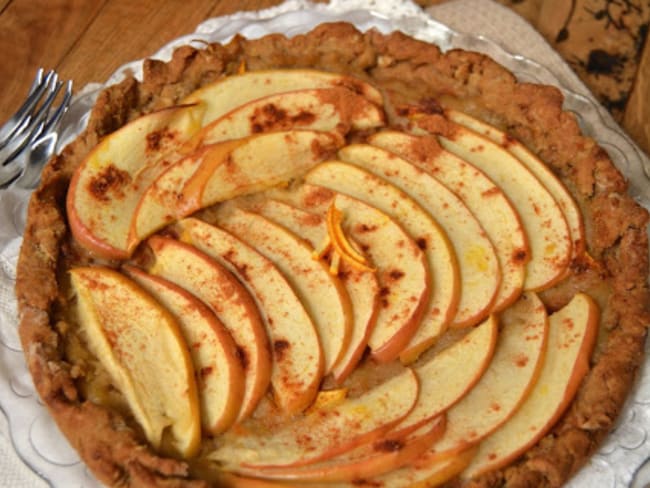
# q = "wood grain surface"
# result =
<box><xmin>0</xmin><ymin>0</ymin><xmax>648</xmax><ymax>154</ymax></box>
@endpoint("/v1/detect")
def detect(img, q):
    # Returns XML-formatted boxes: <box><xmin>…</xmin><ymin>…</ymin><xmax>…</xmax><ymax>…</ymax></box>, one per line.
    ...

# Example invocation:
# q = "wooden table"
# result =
<box><xmin>0</xmin><ymin>0</ymin><xmax>648</xmax><ymax>155</ymax></box>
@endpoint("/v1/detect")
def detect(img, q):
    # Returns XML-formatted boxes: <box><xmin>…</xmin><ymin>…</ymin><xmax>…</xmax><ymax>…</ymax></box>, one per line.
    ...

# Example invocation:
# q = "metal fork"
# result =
<box><xmin>0</xmin><ymin>69</ymin><xmax>73</xmax><ymax>189</ymax></box>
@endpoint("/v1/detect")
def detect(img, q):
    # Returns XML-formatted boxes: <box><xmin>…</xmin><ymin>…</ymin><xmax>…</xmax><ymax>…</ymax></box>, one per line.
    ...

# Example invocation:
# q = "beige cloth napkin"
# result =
<box><xmin>426</xmin><ymin>0</ymin><xmax>587</xmax><ymax>92</ymax></box>
<box><xmin>0</xmin><ymin>414</ymin><xmax>45</xmax><ymax>488</ymax></box>
<box><xmin>0</xmin><ymin>1</ymin><xmax>641</xmax><ymax>487</ymax></box>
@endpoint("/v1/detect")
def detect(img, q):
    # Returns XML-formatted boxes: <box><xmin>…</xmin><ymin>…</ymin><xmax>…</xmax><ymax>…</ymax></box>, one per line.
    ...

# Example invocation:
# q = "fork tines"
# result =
<box><xmin>0</xmin><ymin>68</ymin><xmax>73</xmax><ymax>185</ymax></box>
<box><xmin>0</xmin><ymin>69</ymin><xmax>72</xmax><ymax>157</ymax></box>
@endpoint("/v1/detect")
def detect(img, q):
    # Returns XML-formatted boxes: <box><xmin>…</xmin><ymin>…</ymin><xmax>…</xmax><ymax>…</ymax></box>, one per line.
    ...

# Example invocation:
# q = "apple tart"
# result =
<box><xmin>15</xmin><ymin>22</ymin><xmax>650</xmax><ymax>488</ymax></box>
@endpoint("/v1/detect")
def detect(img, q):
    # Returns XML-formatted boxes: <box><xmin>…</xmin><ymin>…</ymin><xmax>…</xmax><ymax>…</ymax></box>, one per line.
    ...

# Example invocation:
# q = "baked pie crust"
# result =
<box><xmin>15</xmin><ymin>23</ymin><xmax>650</xmax><ymax>487</ymax></box>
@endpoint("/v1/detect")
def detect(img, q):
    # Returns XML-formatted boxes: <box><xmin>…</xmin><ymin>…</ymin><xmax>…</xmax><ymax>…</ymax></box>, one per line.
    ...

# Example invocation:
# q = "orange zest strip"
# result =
<box><xmin>327</xmin><ymin>205</ymin><xmax>368</xmax><ymax>264</ymax></box>
<box><xmin>306</xmin><ymin>388</ymin><xmax>349</xmax><ymax>414</ymax></box>
<box><xmin>327</xmin><ymin>205</ymin><xmax>375</xmax><ymax>272</ymax></box>
<box><xmin>312</xmin><ymin>204</ymin><xmax>376</xmax><ymax>275</ymax></box>
<box><xmin>329</xmin><ymin>252</ymin><xmax>341</xmax><ymax>276</ymax></box>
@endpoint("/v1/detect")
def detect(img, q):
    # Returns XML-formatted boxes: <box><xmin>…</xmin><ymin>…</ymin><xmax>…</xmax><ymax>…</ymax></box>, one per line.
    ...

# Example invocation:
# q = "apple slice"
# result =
<box><xmin>463</xmin><ymin>293</ymin><xmax>599</xmax><ymax>479</ymax></box>
<box><xmin>305</xmin><ymin>161</ymin><xmax>460</xmax><ymax>362</ymax></box>
<box><xmin>369</xmin><ymin>130</ymin><xmax>527</xmax><ymax>312</ymax></box>
<box><xmin>245</xmin><ymin>416</ymin><xmax>446</xmax><ymax>482</ymax></box>
<box><xmin>338</xmin><ymin>143</ymin><xmax>501</xmax><ymax>329</ymax></box>
<box><xmin>145</xmin><ymin>236</ymin><xmax>271</xmax><ymax>422</ymax></box>
<box><xmin>132</xmin><ymin>130</ymin><xmax>332</xmax><ymax>245</ymax></box>
<box><xmin>130</xmin><ymin>139</ymin><xmax>243</xmax><ymax>246</ymax></box>
<box><xmin>214</xmin><ymin>206</ymin><xmax>352</xmax><ymax>374</ymax></box>
<box><xmin>181</xmin><ymin>68</ymin><xmax>384</xmax><ymax>126</ymax></box>
<box><xmin>393</xmin><ymin>314</ymin><xmax>498</xmax><ymax>436</ymax></box>
<box><xmin>209</xmin><ymin>367</ymin><xmax>419</xmax><ymax>469</ymax></box>
<box><xmin>427</xmin><ymin>292</ymin><xmax>548</xmax><ymax>457</ymax></box>
<box><xmin>175</xmin><ymin>217</ymin><xmax>323</xmax><ymax>414</ymax></box>
<box><xmin>67</xmin><ymin>104</ymin><xmax>203</xmax><ymax>259</ymax></box>
<box><xmin>417</xmin><ymin>119</ymin><xmax>572</xmax><ymax>291</ymax></box>
<box><xmin>123</xmin><ymin>266</ymin><xmax>244</xmax><ymax>434</ymax></box>
<box><xmin>371</xmin><ymin>445</ymin><xmax>478</xmax><ymax>488</ymax></box>
<box><xmin>131</xmin><ymin>130</ymin><xmax>343</xmax><ymax>245</ymax></box>
<box><xmin>181</xmin><ymin>130</ymin><xmax>343</xmax><ymax>216</ymax></box>
<box><xmin>69</xmin><ymin>266</ymin><xmax>200</xmax><ymax>458</ymax></box>
<box><xmin>447</xmin><ymin>109</ymin><xmax>585</xmax><ymax>258</ymax></box>
<box><xmin>251</xmin><ymin>198</ymin><xmax>379</xmax><ymax>384</ymax></box>
<box><xmin>331</xmin><ymin>192</ymin><xmax>432</xmax><ymax>365</ymax></box>
<box><xmin>193</xmin><ymin>87</ymin><xmax>385</xmax><ymax>146</ymax></box>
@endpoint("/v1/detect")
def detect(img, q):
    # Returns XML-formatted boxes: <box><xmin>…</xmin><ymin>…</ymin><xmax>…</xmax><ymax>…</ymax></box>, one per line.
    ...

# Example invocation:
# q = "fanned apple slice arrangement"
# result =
<box><xmin>65</xmin><ymin>68</ymin><xmax>599</xmax><ymax>486</ymax></box>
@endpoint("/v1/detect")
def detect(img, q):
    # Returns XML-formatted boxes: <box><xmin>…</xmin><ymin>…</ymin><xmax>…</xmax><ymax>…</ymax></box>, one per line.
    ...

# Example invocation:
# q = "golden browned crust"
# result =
<box><xmin>15</xmin><ymin>22</ymin><xmax>649</xmax><ymax>487</ymax></box>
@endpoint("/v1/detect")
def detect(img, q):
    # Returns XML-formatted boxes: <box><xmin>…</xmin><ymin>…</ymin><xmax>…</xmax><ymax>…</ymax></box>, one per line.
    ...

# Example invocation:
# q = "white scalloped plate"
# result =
<box><xmin>1</xmin><ymin>3</ymin><xmax>648</xmax><ymax>488</ymax></box>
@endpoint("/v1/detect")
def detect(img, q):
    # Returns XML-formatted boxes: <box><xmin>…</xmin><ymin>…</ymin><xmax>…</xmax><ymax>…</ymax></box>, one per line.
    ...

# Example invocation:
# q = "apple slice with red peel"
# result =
<box><xmin>145</xmin><ymin>236</ymin><xmax>271</xmax><ymax>422</ymax></box>
<box><xmin>67</xmin><ymin>104</ymin><xmax>204</xmax><ymax>259</ymax></box>
<box><xmin>331</xmin><ymin>192</ymin><xmax>432</xmax><ymax>365</ymax></box>
<box><xmin>175</xmin><ymin>217</ymin><xmax>324</xmax><ymax>414</ymax></box>
<box><xmin>131</xmin><ymin>130</ymin><xmax>343</xmax><ymax>245</ymax></box>
<box><xmin>306</xmin><ymin>161</ymin><xmax>460</xmax><ymax>362</ymax></box>
<box><xmin>123</xmin><ymin>266</ymin><xmax>245</xmax><ymax>435</ymax></box>
<box><xmin>130</xmin><ymin>139</ymin><xmax>244</xmax><ymax>247</ymax></box>
<box><xmin>193</xmin><ymin>87</ymin><xmax>385</xmax><ymax>146</ymax></box>
<box><xmin>463</xmin><ymin>293</ymin><xmax>599</xmax><ymax>479</ymax></box>
<box><xmin>416</xmin><ymin>119</ymin><xmax>572</xmax><ymax>291</ymax></box>
<box><xmin>214</xmin><ymin>206</ymin><xmax>352</xmax><ymax>375</ymax></box>
<box><xmin>386</xmin><ymin>446</ymin><xmax>478</xmax><ymax>488</ymax></box>
<box><xmin>209</xmin><ymin>367</ymin><xmax>419</xmax><ymax>469</ymax></box>
<box><xmin>181</xmin><ymin>130</ymin><xmax>343</xmax><ymax>216</ymax></box>
<box><xmin>447</xmin><ymin>109</ymin><xmax>585</xmax><ymax>259</ymax></box>
<box><xmin>427</xmin><ymin>292</ymin><xmax>548</xmax><ymax>457</ymax></box>
<box><xmin>245</xmin><ymin>416</ymin><xmax>446</xmax><ymax>482</ymax></box>
<box><xmin>369</xmin><ymin>130</ymin><xmax>528</xmax><ymax>312</ymax></box>
<box><xmin>338</xmin><ymin>143</ymin><xmax>501</xmax><ymax>329</ymax></box>
<box><xmin>393</xmin><ymin>314</ymin><xmax>498</xmax><ymax>436</ymax></box>
<box><xmin>69</xmin><ymin>267</ymin><xmax>200</xmax><ymax>458</ymax></box>
<box><xmin>181</xmin><ymin>69</ymin><xmax>384</xmax><ymax>126</ymax></box>
<box><xmin>251</xmin><ymin>198</ymin><xmax>379</xmax><ymax>384</ymax></box>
